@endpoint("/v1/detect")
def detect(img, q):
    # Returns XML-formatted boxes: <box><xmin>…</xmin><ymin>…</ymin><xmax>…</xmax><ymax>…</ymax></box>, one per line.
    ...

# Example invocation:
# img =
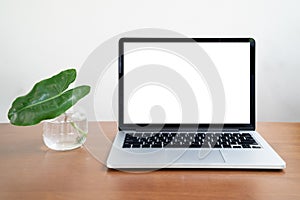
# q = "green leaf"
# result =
<box><xmin>8</xmin><ymin>69</ymin><xmax>90</xmax><ymax>126</ymax></box>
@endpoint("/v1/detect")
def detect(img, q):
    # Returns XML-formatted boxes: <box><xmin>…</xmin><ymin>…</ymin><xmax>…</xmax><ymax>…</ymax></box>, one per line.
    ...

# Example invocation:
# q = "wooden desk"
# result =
<box><xmin>0</xmin><ymin>122</ymin><xmax>299</xmax><ymax>200</ymax></box>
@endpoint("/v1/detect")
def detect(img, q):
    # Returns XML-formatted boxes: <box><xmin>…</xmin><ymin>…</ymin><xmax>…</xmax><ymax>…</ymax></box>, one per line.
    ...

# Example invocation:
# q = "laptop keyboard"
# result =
<box><xmin>122</xmin><ymin>132</ymin><xmax>261</xmax><ymax>149</ymax></box>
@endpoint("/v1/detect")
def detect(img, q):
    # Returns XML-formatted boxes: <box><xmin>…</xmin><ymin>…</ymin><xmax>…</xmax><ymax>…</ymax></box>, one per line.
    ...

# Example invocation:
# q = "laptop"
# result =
<box><xmin>106</xmin><ymin>38</ymin><xmax>286</xmax><ymax>169</ymax></box>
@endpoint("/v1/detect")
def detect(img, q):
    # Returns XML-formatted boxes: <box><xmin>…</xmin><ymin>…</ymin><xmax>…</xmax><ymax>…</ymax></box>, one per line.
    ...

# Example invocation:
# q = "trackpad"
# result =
<box><xmin>174</xmin><ymin>150</ymin><xmax>225</xmax><ymax>164</ymax></box>
<box><xmin>198</xmin><ymin>150</ymin><xmax>225</xmax><ymax>163</ymax></box>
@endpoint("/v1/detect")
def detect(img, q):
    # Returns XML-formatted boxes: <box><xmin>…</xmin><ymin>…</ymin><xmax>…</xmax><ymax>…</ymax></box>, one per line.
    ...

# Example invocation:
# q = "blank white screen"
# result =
<box><xmin>123</xmin><ymin>42</ymin><xmax>250</xmax><ymax>124</ymax></box>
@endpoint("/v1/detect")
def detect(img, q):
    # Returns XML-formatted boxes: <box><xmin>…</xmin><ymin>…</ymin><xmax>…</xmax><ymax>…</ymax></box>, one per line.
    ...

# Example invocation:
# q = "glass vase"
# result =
<box><xmin>43</xmin><ymin>110</ymin><xmax>88</xmax><ymax>151</ymax></box>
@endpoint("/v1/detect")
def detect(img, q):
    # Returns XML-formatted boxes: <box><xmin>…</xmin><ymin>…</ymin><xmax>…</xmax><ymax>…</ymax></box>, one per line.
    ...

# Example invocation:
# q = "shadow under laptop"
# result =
<box><xmin>106</xmin><ymin>167</ymin><xmax>285</xmax><ymax>175</ymax></box>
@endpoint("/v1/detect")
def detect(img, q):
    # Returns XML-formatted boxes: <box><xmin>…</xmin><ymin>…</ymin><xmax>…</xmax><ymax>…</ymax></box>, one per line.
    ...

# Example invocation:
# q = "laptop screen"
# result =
<box><xmin>119</xmin><ymin>38</ymin><xmax>255</xmax><ymax>129</ymax></box>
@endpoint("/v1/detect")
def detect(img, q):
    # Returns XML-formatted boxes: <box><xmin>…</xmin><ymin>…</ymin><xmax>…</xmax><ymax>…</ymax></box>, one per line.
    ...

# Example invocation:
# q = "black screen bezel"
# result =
<box><xmin>118</xmin><ymin>38</ymin><xmax>255</xmax><ymax>131</ymax></box>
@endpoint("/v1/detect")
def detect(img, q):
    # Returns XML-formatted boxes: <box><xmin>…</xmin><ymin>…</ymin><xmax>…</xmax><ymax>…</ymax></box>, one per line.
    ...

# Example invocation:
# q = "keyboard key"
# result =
<box><xmin>142</xmin><ymin>143</ymin><xmax>150</xmax><ymax>148</ymax></box>
<box><xmin>152</xmin><ymin>144</ymin><xmax>162</xmax><ymax>148</ymax></box>
<box><xmin>122</xmin><ymin>143</ymin><xmax>131</xmax><ymax>148</ymax></box>
<box><xmin>190</xmin><ymin>143</ymin><xmax>201</xmax><ymax>148</ymax></box>
<box><xmin>132</xmin><ymin>143</ymin><xmax>141</xmax><ymax>148</ymax></box>
<box><xmin>213</xmin><ymin>144</ymin><xmax>222</xmax><ymax>148</ymax></box>
<box><xmin>251</xmin><ymin>146</ymin><xmax>261</xmax><ymax>149</ymax></box>
<box><xmin>165</xmin><ymin>143</ymin><xmax>182</xmax><ymax>148</ymax></box>
<box><xmin>242</xmin><ymin>144</ymin><xmax>251</xmax><ymax>148</ymax></box>
<box><xmin>222</xmin><ymin>144</ymin><xmax>231</xmax><ymax>148</ymax></box>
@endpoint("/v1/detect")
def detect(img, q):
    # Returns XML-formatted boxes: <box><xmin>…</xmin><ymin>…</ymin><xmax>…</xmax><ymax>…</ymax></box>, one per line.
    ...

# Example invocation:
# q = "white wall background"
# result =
<box><xmin>0</xmin><ymin>0</ymin><xmax>299</xmax><ymax>122</ymax></box>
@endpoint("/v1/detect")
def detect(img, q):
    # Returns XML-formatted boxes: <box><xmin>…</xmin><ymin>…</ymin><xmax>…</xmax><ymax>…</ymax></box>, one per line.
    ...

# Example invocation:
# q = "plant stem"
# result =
<box><xmin>64</xmin><ymin>113</ymin><xmax>68</xmax><ymax>122</ymax></box>
<box><xmin>64</xmin><ymin>112</ymin><xmax>87</xmax><ymax>143</ymax></box>
<box><xmin>70</xmin><ymin>121</ymin><xmax>87</xmax><ymax>138</ymax></box>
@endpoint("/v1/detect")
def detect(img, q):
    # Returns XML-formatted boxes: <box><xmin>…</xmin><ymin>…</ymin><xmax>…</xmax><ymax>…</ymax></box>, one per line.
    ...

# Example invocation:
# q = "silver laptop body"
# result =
<box><xmin>107</xmin><ymin>38</ymin><xmax>285</xmax><ymax>169</ymax></box>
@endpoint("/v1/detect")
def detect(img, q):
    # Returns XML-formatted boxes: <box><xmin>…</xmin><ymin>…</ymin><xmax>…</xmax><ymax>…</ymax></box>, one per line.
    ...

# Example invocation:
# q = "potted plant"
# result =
<box><xmin>7</xmin><ymin>68</ymin><xmax>90</xmax><ymax>151</ymax></box>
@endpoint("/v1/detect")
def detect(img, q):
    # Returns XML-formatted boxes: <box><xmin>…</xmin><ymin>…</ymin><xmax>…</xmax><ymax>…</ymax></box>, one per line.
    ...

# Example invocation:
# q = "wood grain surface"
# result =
<box><xmin>0</xmin><ymin>122</ymin><xmax>299</xmax><ymax>200</ymax></box>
